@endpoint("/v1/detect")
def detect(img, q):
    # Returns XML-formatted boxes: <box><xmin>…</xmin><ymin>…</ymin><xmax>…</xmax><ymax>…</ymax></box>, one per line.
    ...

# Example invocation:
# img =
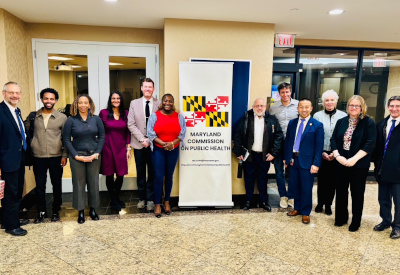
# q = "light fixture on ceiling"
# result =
<box><xmin>48</xmin><ymin>56</ymin><xmax>73</xmax><ymax>61</ymax></box>
<box><xmin>105</xmin><ymin>0</ymin><xmax>118</xmax><ymax>2</ymax></box>
<box><xmin>109</xmin><ymin>62</ymin><xmax>123</xmax><ymax>66</ymax></box>
<box><xmin>71</xmin><ymin>65</ymin><xmax>82</xmax><ymax>69</ymax></box>
<box><xmin>339</xmin><ymin>53</ymin><xmax>345</xmax><ymax>56</ymax></box>
<box><xmin>54</xmin><ymin>62</ymin><xmax>72</xmax><ymax>71</ymax></box>
<box><xmin>328</xmin><ymin>9</ymin><xmax>344</xmax><ymax>15</ymax></box>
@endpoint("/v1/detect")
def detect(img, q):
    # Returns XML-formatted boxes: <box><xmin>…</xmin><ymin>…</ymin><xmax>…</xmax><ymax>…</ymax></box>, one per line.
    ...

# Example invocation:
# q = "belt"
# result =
<box><xmin>293</xmin><ymin>152</ymin><xmax>299</xmax><ymax>157</ymax></box>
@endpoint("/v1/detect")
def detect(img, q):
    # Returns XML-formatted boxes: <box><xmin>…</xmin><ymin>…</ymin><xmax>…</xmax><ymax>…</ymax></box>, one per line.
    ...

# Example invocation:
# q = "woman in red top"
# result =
<box><xmin>147</xmin><ymin>94</ymin><xmax>186</xmax><ymax>218</ymax></box>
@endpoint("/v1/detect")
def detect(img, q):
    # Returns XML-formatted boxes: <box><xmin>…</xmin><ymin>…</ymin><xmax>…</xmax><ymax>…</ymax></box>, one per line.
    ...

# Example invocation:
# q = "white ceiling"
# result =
<box><xmin>1</xmin><ymin>0</ymin><xmax>400</xmax><ymax>43</ymax></box>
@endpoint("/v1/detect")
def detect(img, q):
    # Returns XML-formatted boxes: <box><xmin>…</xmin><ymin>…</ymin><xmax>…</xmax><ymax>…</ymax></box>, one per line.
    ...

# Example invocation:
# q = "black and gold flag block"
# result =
<box><xmin>182</xmin><ymin>96</ymin><xmax>206</xmax><ymax>112</ymax></box>
<box><xmin>206</xmin><ymin>112</ymin><xmax>229</xmax><ymax>127</ymax></box>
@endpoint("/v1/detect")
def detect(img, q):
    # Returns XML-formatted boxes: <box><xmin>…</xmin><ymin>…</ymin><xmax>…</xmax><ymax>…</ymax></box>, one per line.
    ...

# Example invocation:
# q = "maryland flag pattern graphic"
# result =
<box><xmin>182</xmin><ymin>96</ymin><xmax>206</xmax><ymax>112</ymax></box>
<box><xmin>206</xmin><ymin>112</ymin><xmax>229</xmax><ymax>127</ymax></box>
<box><xmin>184</xmin><ymin>96</ymin><xmax>229</xmax><ymax>127</ymax></box>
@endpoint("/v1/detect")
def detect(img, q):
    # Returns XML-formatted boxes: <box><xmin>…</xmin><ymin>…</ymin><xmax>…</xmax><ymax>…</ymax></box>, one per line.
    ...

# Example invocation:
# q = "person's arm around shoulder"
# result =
<box><xmin>311</xmin><ymin>121</ymin><xmax>324</xmax><ymax>173</ymax></box>
<box><xmin>267</xmin><ymin>115</ymin><xmax>283</xmax><ymax>161</ymax></box>
<box><xmin>233</xmin><ymin>116</ymin><xmax>246</xmax><ymax>160</ymax></box>
<box><xmin>146</xmin><ymin>112</ymin><xmax>158</xmax><ymax>151</ymax></box>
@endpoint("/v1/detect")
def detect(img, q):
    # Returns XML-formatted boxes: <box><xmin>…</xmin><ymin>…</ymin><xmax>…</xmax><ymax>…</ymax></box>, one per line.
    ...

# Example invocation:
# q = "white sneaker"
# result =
<box><xmin>288</xmin><ymin>199</ymin><xmax>294</xmax><ymax>208</ymax></box>
<box><xmin>146</xmin><ymin>201</ymin><xmax>155</xmax><ymax>211</ymax></box>
<box><xmin>280</xmin><ymin>197</ymin><xmax>288</xmax><ymax>208</ymax></box>
<box><xmin>137</xmin><ymin>200</ymin><xmax>145</xmax><ymax>209</ymax></box>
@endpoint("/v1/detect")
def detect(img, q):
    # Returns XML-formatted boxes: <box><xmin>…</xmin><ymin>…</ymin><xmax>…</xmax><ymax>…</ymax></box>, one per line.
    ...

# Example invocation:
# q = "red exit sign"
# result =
<box><xmin>373</xmin><ymin>59</ymin><xmax>386</xmax><ymax>67</ymax></box>
<box><xmin>275</xmin><ymin>34</ymin><xmax>295</xmax><ymax>48</ymax></box>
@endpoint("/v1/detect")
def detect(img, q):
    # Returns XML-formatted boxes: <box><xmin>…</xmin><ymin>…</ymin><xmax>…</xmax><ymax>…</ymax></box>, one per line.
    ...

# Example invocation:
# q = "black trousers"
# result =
<box><xmin>243</xmin><ymin>151</ymin><xmax>271</xmax><ymax>204</ymax></box>
<box><xmin>33</xmin><ymin>156</ymin><xmax>63</xmax><ymax>213</ymax></box>
<box><xmin>1</xmin><ymin>151</ymin><xmax>25</xmax><ymax>230</ymax></box>
<box><xmin>378</xmin><ymin>181</ymin><xmax>400</xmax><ymax>230</ymax></box>
<box><xmin>335</xmin><ymin>164</ymin><xmax>369</xmax><ymax>226</ymax></box>
<box><xmin>317</xmin><ymin>156</ymin><xmax>337</xmax><ymax>207</ymax></box>
<box><xmin>133</xmin><ymin>147</ymin><xmax>154</xmax><ymax>202</ymax></box>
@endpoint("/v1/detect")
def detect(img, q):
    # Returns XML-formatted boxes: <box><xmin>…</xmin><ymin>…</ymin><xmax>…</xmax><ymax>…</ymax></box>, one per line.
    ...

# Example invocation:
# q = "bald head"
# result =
<box><xmin>252</xmin><ymin>98</ymin><xmax>266</xmax><ymax>117</ymax></box>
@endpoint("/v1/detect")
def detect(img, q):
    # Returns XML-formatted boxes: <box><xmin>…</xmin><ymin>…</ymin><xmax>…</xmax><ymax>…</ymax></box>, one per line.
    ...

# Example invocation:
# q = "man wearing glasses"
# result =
<box><xmin>374</xmin><ymin>96</ymin><xmax>400</xmax><ymax>239</ymax></box>
<box><xmin>0</xmin><ymin>82</ymin><xmax>29</xmax><ymax>236</ymax></box>
<box><xmin>233</xmin><ymin>98</ymin><xmax>283</xmax><ymax>211</ymax></box>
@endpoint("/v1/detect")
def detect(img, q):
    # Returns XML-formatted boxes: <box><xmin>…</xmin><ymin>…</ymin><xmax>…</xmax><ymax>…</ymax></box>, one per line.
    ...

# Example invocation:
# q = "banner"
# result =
<box><xmin>179</xmin><ymin>62</ymin><xmax>233</xmax><ymax>207</ymax></box>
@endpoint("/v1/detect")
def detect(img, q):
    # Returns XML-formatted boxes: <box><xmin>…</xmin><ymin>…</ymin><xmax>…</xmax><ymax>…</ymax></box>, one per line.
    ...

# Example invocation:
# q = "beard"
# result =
<box><xmin>254</xmin><ymin>110</ymin><xmax>265</xmax><ymax>117</ymax></box>
<box><xmin>43</xmin><ymin>103</ymin><xmax>55</xmax><ymax>111</ymax></box>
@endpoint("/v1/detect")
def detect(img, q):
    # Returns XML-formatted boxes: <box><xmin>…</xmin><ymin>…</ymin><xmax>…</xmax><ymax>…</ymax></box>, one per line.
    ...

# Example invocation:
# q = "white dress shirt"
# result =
<box><xmin>143</xmin><ymin>97</ymin><xmax>154</xmax><ymax>118</ymax></box>
<box><xmin>4</xmin><ymin>100</ymin><xmax>26</xmax><ymax>134</ymax></box>
<box><xmin>252</xmin><ymin>113</ymin><xmax>264</xmax><ymax>152</ymax></box>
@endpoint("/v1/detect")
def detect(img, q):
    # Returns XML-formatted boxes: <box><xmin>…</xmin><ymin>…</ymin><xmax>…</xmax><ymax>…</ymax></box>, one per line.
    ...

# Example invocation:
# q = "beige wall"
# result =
<box><xmin>164</xmin><ymin>18</ymin><xmax>275</xmax><ymax>196</ymax></box>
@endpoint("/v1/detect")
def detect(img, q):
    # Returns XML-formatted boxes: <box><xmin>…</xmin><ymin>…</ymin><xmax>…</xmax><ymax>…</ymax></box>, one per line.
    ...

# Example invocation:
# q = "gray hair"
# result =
<box><xmin>321</xmin><ymin>89</ymin><xmax>339</xmax><ymax>103</ymax></box>
<box><xmin>253</xmin><ymin>98</ymin><xmax>266</xmax><ymax>106</ymax></box>
<box><xmin>3</xmin><ymin>81</ymin><xmax>21</xmax><ymax>92</ymax></box>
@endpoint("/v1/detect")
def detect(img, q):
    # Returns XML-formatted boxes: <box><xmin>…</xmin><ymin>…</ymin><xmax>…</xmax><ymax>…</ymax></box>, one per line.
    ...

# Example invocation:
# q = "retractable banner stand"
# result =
<box><xmin>179</xmin><ymin>62</ymin><xmax>234</xmax><ymax>207</ymax></box>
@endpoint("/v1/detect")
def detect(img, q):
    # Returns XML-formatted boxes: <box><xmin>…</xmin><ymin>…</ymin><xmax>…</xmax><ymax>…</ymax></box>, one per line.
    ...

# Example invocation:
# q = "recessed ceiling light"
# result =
<box><xmin>109</xmin><ymin>62</ymin><xmax>123</xmax><ymax>66</ymax></box>
<box><xmin>48</xmin><ymin>56</ymin><xmax>73</xmax><ymax>61</ymax></box>
<box><xmin>329</xmin><ymin>9</ymin><xmax>344</xmax><ymax>15</ymax></box>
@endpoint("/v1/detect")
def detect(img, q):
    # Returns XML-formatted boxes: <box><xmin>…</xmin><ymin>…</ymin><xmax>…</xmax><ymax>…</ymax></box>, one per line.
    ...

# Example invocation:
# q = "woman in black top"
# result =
<box><xmin>330</xmin><ymin>95</ymin><xmax>376</xmax><ymax>232</ymax></box>
<box><xmin>63</xmin><ymin>94</ymin><xmax>105</xmax><ymax>224</ymax></box>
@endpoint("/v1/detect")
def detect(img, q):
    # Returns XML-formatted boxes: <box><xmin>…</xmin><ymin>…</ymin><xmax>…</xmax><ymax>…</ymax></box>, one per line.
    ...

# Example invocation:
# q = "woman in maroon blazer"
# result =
<box><xmin>99</xmin><ymin>91</ymin><xmax>131</xmax><ymax>211</ymax></box>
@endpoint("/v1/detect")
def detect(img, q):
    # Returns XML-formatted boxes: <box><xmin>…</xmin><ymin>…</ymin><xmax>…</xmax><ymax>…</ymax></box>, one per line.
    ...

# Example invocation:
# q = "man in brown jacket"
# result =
<box><xmin>25</xmin><ymin>88</ymin><xmax>68</xmax><ymax>223</ymax></box>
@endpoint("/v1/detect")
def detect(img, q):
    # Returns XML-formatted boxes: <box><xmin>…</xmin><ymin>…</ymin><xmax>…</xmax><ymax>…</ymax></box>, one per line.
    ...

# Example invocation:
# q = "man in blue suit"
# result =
<box><xmin>0</xmin><ymin>82</ymin><xmax>28</xmax><ymax>236</ymax></box>
<box><xmin>284</xmin><ymin>98</ymin><xmax>324</xmax><ymax>224</ymax></box>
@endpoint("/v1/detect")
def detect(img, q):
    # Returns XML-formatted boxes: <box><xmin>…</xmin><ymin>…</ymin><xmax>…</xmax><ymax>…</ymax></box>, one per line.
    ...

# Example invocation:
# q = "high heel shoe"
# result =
<box><xmin>78</xmin><ymin>210</ymin><xmax>85</xmax><ymax>224</ymax></box>
<box><xmin>89</xmin><ymin>207</ymin><xmax>99</xmax><ymax>221</ymax></box>
<box><xmin>164</xmin><ymin>202</ymin><xmax>171</xmax><ymax>215</ymax></box>
<box><xmin>154</xmin><ymin>205</ymin><xmax>162</xmax><ymax>218</ymax></box>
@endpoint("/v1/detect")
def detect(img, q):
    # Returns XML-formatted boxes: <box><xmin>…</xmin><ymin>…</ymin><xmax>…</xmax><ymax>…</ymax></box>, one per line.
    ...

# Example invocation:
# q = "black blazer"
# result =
<box><xmin>330</xmin><ymin>115</ymin><xmax>376</xmax><ymax>169</ymax></box>
<box><xmin>0</xmin><ymin>101</ymin><xmax>27</xmax><ymax>172</ymax></box>
<box><xmin>374</xmin><ymin>116</ymin><xmax>400</xmax><ymax>183</ymax></box>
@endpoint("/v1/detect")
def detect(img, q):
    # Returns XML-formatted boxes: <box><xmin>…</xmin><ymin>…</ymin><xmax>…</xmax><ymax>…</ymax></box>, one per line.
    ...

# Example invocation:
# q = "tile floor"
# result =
<box><xmin>1</xmin><ymin>182</ymin><xmax>399</xmax><ymax>275</ymax></box>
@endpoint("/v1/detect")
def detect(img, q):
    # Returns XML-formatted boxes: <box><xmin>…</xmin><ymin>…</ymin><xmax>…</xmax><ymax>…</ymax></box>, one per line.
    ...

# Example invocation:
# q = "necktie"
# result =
<box><xmin>15</xmin><ymin>109</ymin><xmax>27</xmax><ymax>151</ymax></box>
<box><xmin>384</xmin><ymin>119</ymin><xmax>396</xmax><ymax>156</ymax></box>
<box><xmin>293</xmin><ymin>119</ymin><xmax>305</xmax><ymax>152</ymax></box>
<box><xmin>145</xmin><ymin>100</ymin><xmax>150</xmax><ymax>125</ymax></box>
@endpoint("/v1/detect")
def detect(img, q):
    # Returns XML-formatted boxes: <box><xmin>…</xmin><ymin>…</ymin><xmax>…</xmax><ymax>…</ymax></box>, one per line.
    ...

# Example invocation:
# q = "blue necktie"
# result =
<box><xmin>293</xmin><ymin>119</ymin><xmax>305</xmax><ymax>152</ymax></box>
<box><xmin>384</xmin><ymin>119</ymin><xmax>396</xmax><ymax>156</ymax></box>
<box><xmin>15</xmin><ymin>109</ymin><xmax>27</xmax><ymax>151</ymax></box>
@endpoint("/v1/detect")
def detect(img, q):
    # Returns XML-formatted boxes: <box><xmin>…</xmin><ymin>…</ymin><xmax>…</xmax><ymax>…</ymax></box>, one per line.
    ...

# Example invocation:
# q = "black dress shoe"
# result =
<box><xmin>5</xmin><ymin>228</ymin><xmax>27</xmax><ymax>236</ymax></box>
<box><xmin>34</xmin><ymin>212</ymin><xmax>46</xmax><ymax>224</ymax></box>
<box><xmin>349</xmin><ymin>222</ymin><xmax>360</xmax><ymax>232</ymax></box>
<box><xmin>242</xmin><ymin>201</ymin><xmax>251</xmax><ymax>210</ymax></box>
<box><xmin>390</xmin><ymin>229</ymin><xmax>400</xmax><ymax>239</ymax></box>
<box><xmin>51</xmin><ymin>213</ymin><xmax>60</xmax><ymax>222</ymax></box>
<box><xmin>19</xmin><ymin>219</ymin><xmax>30</xmax><ymax>226</ymax></box>
<box><xmin>334</xmin><ymin>221</ymin><xmax>347</xmax><ymax>227</ymax></box>
<box><xmin>261</xmin><ymin>202</ymin><xmax>271</xmax><ymax>212</ymax></box>
<box><xmin>89</xmin><ymin>208</ymin><xmax>99</xmax><ymax>221</ymax></box>
<box><xmin>325</xmin><ymin>206</ymin><xmax>332</xmax><ymax>215</ymax></box>
<box><xmin>373</xmin><ymin>222</ymin><xmax>391</xmax><ymax>232</ymax></box>
<box><xmin>315</xmin><ymin>204</ymin><xmax>323</xmax><ymax>213</ymax></box>
<box><xmin>78</xmin><ymin>210</ymin><xmax>85</xmax><ymax>224</ymax></box>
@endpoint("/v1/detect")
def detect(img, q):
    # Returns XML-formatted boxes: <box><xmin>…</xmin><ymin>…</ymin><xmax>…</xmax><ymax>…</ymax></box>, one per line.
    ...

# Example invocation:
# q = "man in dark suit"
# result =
<box><xmin>284</xmin><ymin>98</ymin><xmax>324</xmax><ymax>224</ymax></box>
<box><xmin>127</xmin><ymin>78</ymin><xmax>161</xmax><ymax>211</ymax></box>
<box><xmin>0</xmin><ymin>82</ymin><xmax>28</xmax><ymax>236</ymax></box>
<box><xmin>373</xmin><ymin>95</ymin><xmax>400</xmax><ymax>239</ymax></box>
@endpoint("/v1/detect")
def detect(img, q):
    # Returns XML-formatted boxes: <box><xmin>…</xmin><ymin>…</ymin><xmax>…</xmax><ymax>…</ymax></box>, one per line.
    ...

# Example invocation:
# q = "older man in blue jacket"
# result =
<box><xmin>284</xmin><ymin>98</ymin><xmax>324</xmax><ymax>224</ymax></box>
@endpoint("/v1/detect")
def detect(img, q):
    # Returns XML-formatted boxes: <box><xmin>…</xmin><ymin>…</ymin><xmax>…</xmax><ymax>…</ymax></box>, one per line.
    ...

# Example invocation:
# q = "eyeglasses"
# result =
<box><xmin>349</xmin><ymin>105</ymin><xmax>361</xmax><ymax>109</ymax></box>
<box><xmin>253</xmin><ymin>105</ymin><xmax>266</xmax><ymax>108</ymax></box>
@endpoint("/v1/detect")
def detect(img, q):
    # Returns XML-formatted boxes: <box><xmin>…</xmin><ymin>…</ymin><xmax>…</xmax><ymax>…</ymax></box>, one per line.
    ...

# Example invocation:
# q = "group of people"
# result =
<box><xmin>233</xmin><ymin>83</ymin><xmax>400</xmax><ymax>239</ymax></box>
<box><xmin>0</xmin><ymin>78</ymin><xmax>186</xmax><ymax>236</ymax></box>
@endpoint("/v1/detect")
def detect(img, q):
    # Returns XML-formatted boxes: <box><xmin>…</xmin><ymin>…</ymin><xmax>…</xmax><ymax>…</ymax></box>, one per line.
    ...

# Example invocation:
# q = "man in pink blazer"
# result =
<box><xmin>128</xmin><ymin>78</ymin><xmax>161</xmax><ymax>211</ymax></box>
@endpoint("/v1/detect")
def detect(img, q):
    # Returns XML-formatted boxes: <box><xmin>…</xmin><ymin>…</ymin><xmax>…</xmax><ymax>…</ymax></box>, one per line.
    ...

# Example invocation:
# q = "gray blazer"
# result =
<box><xmin>127</xmin><ymin>97</ymin><xmax>161</xmax><ymax>149</ymax></box>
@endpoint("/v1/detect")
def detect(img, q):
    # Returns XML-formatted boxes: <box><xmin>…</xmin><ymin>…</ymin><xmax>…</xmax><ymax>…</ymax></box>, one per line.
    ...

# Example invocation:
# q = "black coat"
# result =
<box><xmin>330</xmin><ymin>115</ymin><xmax>376</xmax><ymax>169</ymax></box>
<box><xmin>233</xmin><ymin>109</ymin><xmax>283</xmax><ymax>161</ymax></box>
<box><xmin>374</xmin><ymin>116</ymin><xmax>400</xmax><ymax>183</ymax></box>
<box><xmin>0</xmin><ymin>101</ymin><xmax>29</xmax><ymax>172</ymax></box>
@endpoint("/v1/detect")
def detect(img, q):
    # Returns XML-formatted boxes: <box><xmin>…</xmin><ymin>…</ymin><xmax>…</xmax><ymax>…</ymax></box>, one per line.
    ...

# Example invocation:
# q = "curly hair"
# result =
<box><xmin>158</xmin><ymin>93</ymin><xmax>176</xmax><ymax>111</ymax></box>
<box><xmin>70</xmin><ymin>94</ymin><xmax>95</xmax><ymax>116</ymax></box>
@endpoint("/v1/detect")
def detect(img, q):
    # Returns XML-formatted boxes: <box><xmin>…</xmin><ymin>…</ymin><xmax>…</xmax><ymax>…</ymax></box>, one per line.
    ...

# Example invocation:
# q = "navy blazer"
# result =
<box><xmin>0</xmin><ymin>101</ymin><xmax>27</xmax><ymax>172</ymax></box>
<box><xmin>374</xmin><ymin>116</ymin><xmax>400</xmax><ymax>183</ymax></box>
<box><xmin>284</xmin><ymin>116</ymin><xmax>324</xmax><ymax>169</ymax></box>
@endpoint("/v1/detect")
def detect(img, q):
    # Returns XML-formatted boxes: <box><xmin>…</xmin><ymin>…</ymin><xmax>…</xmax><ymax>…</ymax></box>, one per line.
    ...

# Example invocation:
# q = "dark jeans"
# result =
<box><xmin>378</xmin><ymin>181</ymin><xmax>400</xmax><ymax>230</ymax></box>
<box><xmin>33</xmin><ymin>156</ymin><xmax>63</xmax><ymax>213</ymax></box>
<box><xmin>274</xmin><ymin>143</ymin><xmax>292</xmax><ymax>198</ymax></box>
<box><xmin>335</xmin><ymin>164</ymin><xmax>369</xmax><ymax>226</ymax></box>
<box><xmin>243</xmin><ymin>151</ymin><xmax>271</xmax><ymax>204</ymax></box>
<box><xmin>1</xmin><ymin>151</ymin><xmax>25</xmax><ymax>230</ymax></box>
<box><xmin>151</xmin><ymin>145</ymin><xmax>179</xmax><ymax>205</ymax></box>
<box><xmin>317</xmin><ymin>156</ymin><xmax>337</xmax><ymax>207</ymax></box>
<box><xmin>134</xmin><ymin>147</ymin><xmax>154</xmax><ymax>202</ymax></box>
